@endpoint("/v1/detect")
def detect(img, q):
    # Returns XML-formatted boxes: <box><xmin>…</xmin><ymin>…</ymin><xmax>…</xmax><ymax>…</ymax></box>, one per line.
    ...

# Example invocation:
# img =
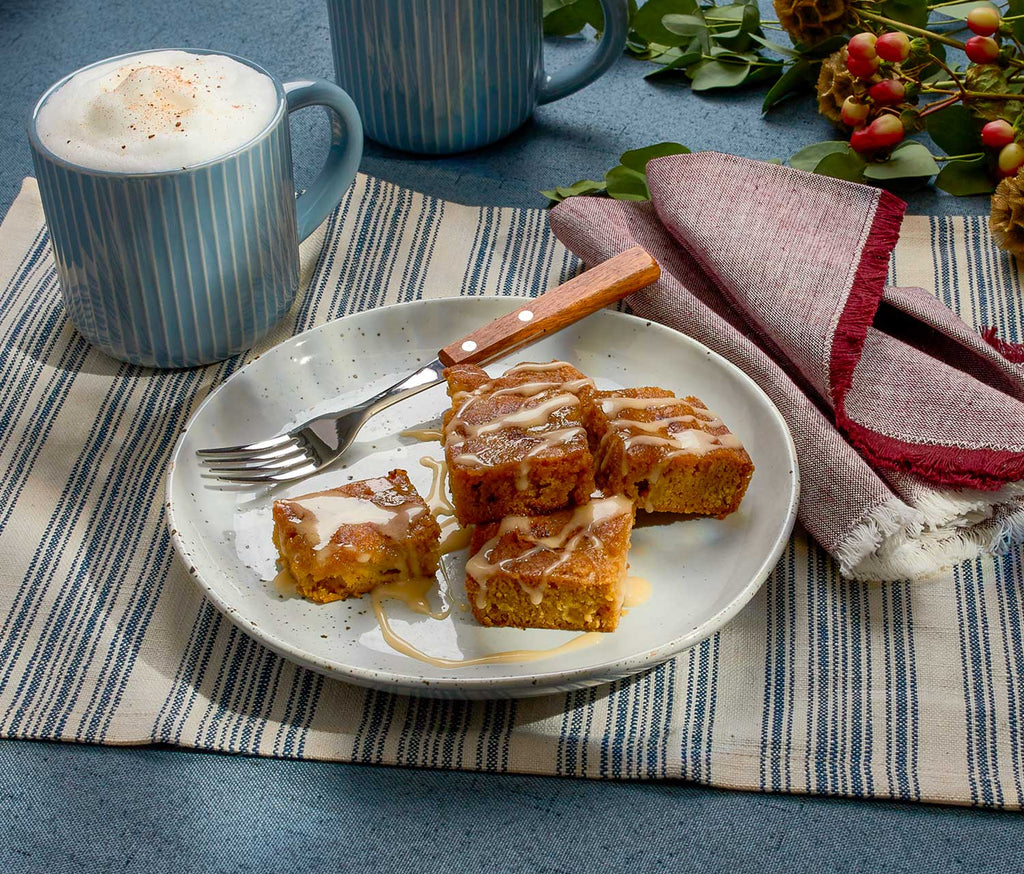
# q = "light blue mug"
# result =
<box><xmin>326</xmin><ymin>0</ymin><xmax>629</xmax><ymax>154</ymax></box>
<box><xmin>28</xmin><ymin>49</ymin><xmax>363</xmax><ymax>369</ymax></box>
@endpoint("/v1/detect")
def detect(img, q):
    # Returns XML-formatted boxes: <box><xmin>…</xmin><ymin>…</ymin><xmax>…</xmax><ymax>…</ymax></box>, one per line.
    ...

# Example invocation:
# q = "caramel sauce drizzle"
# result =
<box><xmin>622</xmin><ymin>576</ymin><xmax>652</xmax><ymax>609</ymax></box>
<box><xmin>370</xmin><ymin>589</ymin><xmax>603</xmax><ymax>668</ymax></box>
<box><xmin>401</xmin><ymin>427</ymin><xmax>443</xmax><ymax>442</ymax></box>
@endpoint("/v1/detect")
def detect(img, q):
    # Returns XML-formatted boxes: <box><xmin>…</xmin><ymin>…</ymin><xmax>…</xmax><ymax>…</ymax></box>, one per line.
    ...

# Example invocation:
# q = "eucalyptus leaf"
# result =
<box><xmin>863</xmin><ymin>142</ymin><xmax>940</xmax><ymax>180</ymax></box>
<box><xmin>749</xmin><ymin>33</ymin><xmax>800</xmax><ymax>58</ymax></box>
<box><xmin>793</xmin><ymin>34</ymin><xmax>848</xmax><ymax>58</ymax></box>
<box><xmin>630</xmin><ymin>41</ymin><xmax>681</xmax><ymax>60</ymax></box>
<box><xmin>1010</xmin><ymin>0</ymin><xmax>1024</xmax><ymax>43</ymax></box>
<box><xmin>605</xmin><ymin>165</ymin><xmax>651</xmax><ymax>200</ymax></box>
<box><xmin>541</xmin><ymin>179</ymin><xmax>608</xmax><ymax>203</ymax></box>
<box><xmin>631</xmin><ymin>0</ymin><xmax>701</xmax><ymax>46</ymax></box>
<box><xmin>937</xmin><ymin>158</ymin><xmax>991</xmax><ymax>198</ymax></box>
<box><xmin>789</xmin><ymin>141</ymin><xmax>851</xmax><ymax>171</ymax></box>
<box><xmin>762</xmin><ymin>59</ymin><xmax>810</xmax><ymax>111</ymax></box>
<box><xmin>713</xmin><ymin>2</ymin><xmax>761</xmax><ymax>50</ymax></box>
<box><xmin>620</xmin><ymin>142</ymin><xmax>691</xmax><ymax>172</ymax></box>
<box><xmin>662</xmin><ymin>12</ymin><xmax>707</xmax><ymax>37</ymax></box>
<box><xmin>644</xmin><ymin>49</ymin><xmax>703</xmax><ymax>78</ymax></box>
<box><xmin>543</xmin><ymin>0</ymin><xmax>605</xmax><ymax>36</ymax></box>
<box><xmin>688</xmin><ymin>58</ymin><xmax>751</xmax><ymax>90</ymax></box>
<box><xmin>814</xmin><ymin>149</ymin><xmax>867</xmax><ymax>182</ymax></box>
<box><xmin>935</xmin><ymin>157</ymin><xmax>996</xmax><ymax>195</ymax></box>
<box><xmin>877</xmin><ymin>0</ymin><xmax>929</xmax><ymax>29</ymax></box>
<box><xmin>932</xmin><ymin>0</ymin><xmax>998</xmax><ymax>20</ymax></box>
<box><xmin>746</xmin><ymin>60</ymin><xmax>784</xmax><ymax>85</ymax></box>
<box><xmin>925</xmin><ymin>104</ymin><xmax>981</xmax><ymax>156</ymax></box>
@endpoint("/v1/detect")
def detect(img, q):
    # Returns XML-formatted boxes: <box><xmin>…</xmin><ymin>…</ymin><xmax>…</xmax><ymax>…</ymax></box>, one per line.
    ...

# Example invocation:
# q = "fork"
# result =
<box><xmin>197</xmin><ymin>246</ymin><xmax>660</xmax><ymax>484</ymax></box>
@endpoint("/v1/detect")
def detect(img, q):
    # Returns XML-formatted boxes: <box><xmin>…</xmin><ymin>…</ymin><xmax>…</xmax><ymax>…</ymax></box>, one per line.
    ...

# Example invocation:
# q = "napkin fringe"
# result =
<box><xmin>981</xmin><ymin>325</ymin><xmax>1024</xmax><ymax>364</ymax></box>
<box><xmin>835</xmin><ymin>496</ymin><xmax>923</xmax><ymax>580</ymax></box>
<box><xmin>840</xmin><ymin>494</ymin><xmax>1024</xmax><ymax>581</ymax></box>
<box><xmin>831</xmin><ymin>192</ymin><xmax>1024</xmax><ymax>491</ymax></box>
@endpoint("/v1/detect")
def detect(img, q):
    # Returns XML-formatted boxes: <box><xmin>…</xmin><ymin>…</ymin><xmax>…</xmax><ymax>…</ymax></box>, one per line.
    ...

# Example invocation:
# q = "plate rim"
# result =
<box><xmin>166</xmin><ymin>297</ymin><xmax>800</xmax><ymax>697</ymax></box>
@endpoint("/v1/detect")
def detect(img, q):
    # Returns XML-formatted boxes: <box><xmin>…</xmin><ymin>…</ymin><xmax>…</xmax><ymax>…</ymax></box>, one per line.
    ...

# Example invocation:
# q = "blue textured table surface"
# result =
<box><xmin>1</xmin><ymin>0</ymin><xmax>1022</xmax><ymax>871</ymax></box>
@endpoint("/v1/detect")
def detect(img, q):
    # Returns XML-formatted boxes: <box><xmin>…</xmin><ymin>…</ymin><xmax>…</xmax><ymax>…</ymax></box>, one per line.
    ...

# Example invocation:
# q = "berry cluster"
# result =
<box><xmin>832</xmin><ymin>5</ymin><xmax>1024</xmax><ymax>174</ymax></box>
<box><xmin>963</xmin><ymin>7</ymin><xmax>1024</xmax><ymax>177</ymax></box>
<box><xmin>841</xmin><ymin>30</ymin><xmax>912</xmax><ymax>155</ymax></box>
<box><xmin>965</xmin><ymin>6</ymin><xmax>1001</xmax><ymax>63</ymax></box>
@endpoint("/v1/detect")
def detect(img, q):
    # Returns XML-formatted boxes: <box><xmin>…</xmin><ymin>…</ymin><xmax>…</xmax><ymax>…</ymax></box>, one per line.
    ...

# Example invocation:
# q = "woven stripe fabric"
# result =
<box><xmin>1</xmin><ymin>175</ymin><xmax>1022</xmax><ymax>808</ymax></box>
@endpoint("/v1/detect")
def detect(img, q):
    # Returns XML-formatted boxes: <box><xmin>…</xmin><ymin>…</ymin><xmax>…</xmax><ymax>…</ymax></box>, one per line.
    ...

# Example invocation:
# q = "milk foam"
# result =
<box><xmin>35</xmin><ymin>51</ymin><xmax>279</xmax><ymax>173</ymax></box>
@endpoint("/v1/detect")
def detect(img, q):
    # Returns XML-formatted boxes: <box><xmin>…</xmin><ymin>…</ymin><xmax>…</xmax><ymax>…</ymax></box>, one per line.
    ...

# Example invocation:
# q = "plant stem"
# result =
<box><xmin>934</xmin><ymin>152</ymin><xmax>985</xmax><ymax>161</ymax></box>
<box><xmin>918</xmin><ymin>93</ymin><xmax>963</xmax><ymax>118</ymax></box>
<box><xmin>929</xmin><ymin>52</ymin><xmax>969</xmax><ymax>98</ymax></box>
<box><xmin>923</xmin><ymin>87</ymin><xmax>1024</xmax><ymax>98</ymax></box>
<box><xmin>700</xmin><ymin>54</ymin><xmax>779</xmax><ymax>67</ymax></box>
<box><xmin>857</xmin><ymin>9</ymin><xmax>966</xmax><ymax>49</ymax></box>
<box><xmin>859</xmin><ymin>9</ymin><xmax>1024</xmax><ymax>68</ymax></box>
<box><xmin>966</xmin><ymin>90</ymin><xmax>1024</xmax><ymax>97</ymax></box>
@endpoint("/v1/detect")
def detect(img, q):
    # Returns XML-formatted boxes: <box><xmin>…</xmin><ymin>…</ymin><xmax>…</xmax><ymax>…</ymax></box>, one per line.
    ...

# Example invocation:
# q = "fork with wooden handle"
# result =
<box><xmin>197</xmin><ymin>246</ymin><xmax>660</xmax><ymax>484</ymax></box>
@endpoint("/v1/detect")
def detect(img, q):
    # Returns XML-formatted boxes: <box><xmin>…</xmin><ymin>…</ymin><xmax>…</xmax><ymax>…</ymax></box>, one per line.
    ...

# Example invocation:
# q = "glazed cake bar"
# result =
<box><xmin>272</xmin><ymin>469</ymin><xmax>441</xmax><ymax>603</ymax></box>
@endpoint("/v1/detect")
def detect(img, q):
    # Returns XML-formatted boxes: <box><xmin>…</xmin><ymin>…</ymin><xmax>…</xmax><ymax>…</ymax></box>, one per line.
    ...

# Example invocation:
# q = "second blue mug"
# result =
<box><xmin>327</xmin><ymin>0</ymin><xmax>629</xmax><ymax>154</ymax></box>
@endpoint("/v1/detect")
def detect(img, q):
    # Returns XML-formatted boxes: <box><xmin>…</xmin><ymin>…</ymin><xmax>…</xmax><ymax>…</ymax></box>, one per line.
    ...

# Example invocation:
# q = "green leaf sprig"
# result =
<box><xmin>542</xmin><ymin>142</ymin><xmax>691</xmax><ymax>203</ymax></box>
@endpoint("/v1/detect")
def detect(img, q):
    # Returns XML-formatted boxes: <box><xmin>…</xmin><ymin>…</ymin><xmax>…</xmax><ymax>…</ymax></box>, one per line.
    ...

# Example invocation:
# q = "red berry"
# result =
<box><xmin>967</xmin><ymin>5</ymin><xmax>1001</xmax><ymax>37</ymax></box>
<box><xmin>868</xmin><ymin>115</ymin><xmax>905</xmax><ymax>148</ymax></box>
<box><xmin>848</xmin><ymin>32</ymin><xmax>878</xmax><ymax>60</ymax></box>
<box><xmin>850</xmin><ymin>129</ymin><xmax>876</xmax><ymax>153</ymax></box>
<box><xmin>841</xmin><ymin>97</ymin><xmax>871</xmax><ymax>126</ymax></box>
<box><xmin>982</xmin><ymin>119</ymin><xmax>1015</xmax><ymax>148</ymax></box>
<box><xmin>998</xmin><ymin>142</ymin><xmax>1024</xmax><ymax>175</ymax></box>
<box><xmin>869</xmin><ymin>79</ymin><xmax>906</xmax><ymax>105</ymax></box>
<box><xmin>875</xmin><ymin>32</ymin><xmax>911</xmax><ymax>62</ymax></box>
<box><xmin>846</xmin><ymin>54</ymin><xmax>881</xmax><ymax>79</ymax></box>
<box><xmin>965</xmin><ymin>35</ymin><xmax>1000</xmax><ymax>64</ymax></box>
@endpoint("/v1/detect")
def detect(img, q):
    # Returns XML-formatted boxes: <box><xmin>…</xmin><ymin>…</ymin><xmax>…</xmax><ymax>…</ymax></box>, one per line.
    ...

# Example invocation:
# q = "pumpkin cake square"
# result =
<box><xmin>464</xmin><ymin>495</ymin><xmax>635</xmax><ymax>632</ymax></box>
<box><xmin>271</xmin><ymin>469</ymin><xmax>441</xmax><ymax>604</ymax></box>
<box><xmin>442</xmin><ymin>360</ymin><xmax>596</xmax><ymax>526</ymax></box>
<box><xmin>582</xmin><ymin>386</ymin><xmax>754</xmax><ymax>517</ymax></box>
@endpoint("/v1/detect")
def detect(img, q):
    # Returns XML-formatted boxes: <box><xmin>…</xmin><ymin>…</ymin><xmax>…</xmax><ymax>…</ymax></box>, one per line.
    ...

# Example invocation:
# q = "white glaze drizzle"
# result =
<box><xmin>284</xmin><ymin>478</ymin><xmax>426</xmax><ymax>552</ymax></box>
<box><xmin>596</xmin><ymin>393</ymin><xmax>744</xmax><ymax>510</ymax></box>
<box><xmin>418</xmin><ymin>456</ymin><xmax>457</xmax><ymax>518</ymax></box>
<box><xmin>444</xmin><ymin>362</ymin><xmax>593</xmax><ymax>490</ymax></box>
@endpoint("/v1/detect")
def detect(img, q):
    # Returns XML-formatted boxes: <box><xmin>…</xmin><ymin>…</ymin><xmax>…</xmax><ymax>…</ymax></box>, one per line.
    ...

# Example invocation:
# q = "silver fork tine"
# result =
<box><xmin>198</xmin><ymin>442</ymin><xmax>305</xmax><ymax>466</ymax></box>
<box><xmin>196</xmin><ymin>358</ymin><xmax>448</xmax><ymax>484</ymax></box>
<box><xmin>204</xmin><ymin>450</ymin><xmax>311</xmax><ymax>472</ymax></box>
<box><xmin>207</xmin><ymin>462</ymin><xmax>321</xmax><ymax>484</ymax></box>
<box><xmin>196</xmin><ymin>433</ymin><xmax>295</xmax><ymax>457</ymax></box>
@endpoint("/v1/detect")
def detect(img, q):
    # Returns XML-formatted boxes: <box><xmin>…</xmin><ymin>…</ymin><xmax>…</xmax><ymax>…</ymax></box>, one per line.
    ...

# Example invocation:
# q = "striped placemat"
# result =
<box><xmin>0</xmin><ymin>175</ymin><xmax>1021</xmax><ymax>808</ymax></box>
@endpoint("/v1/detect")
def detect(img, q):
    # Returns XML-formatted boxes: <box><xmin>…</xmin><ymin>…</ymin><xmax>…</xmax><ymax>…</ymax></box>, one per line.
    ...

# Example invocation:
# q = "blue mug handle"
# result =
<box><xmin>283</xmin><ymin>79</ymin><xmax>364</xmax><ymax>242</ymax></box>
<box><xmin>537</xmin><ymin>0</ymin><xmax>629</xmax><ymax>105</ymax></box>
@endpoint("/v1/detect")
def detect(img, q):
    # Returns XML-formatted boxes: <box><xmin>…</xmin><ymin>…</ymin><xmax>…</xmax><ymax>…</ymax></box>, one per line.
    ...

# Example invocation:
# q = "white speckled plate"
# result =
<box><xmin>167</xmin><ymin>298</ymin><xmax>798</xmax><ymax>699</ymax></box>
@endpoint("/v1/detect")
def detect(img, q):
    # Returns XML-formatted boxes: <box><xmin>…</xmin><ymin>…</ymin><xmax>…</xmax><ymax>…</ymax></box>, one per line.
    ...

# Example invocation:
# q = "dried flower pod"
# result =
<box><xmin>774</xmin><ymin>0</ymin><xmax>852</xmax><ymax>46</ymax></box>
<box><xmin>990</xmin><ymin>171</ymin><xmax>1024</xmax><ymax>258</ymax></box>
<box><xmin>965</xmin><ymin>64</ymin><xmax>1023</xmax><ymax>122</ymax></box>
<box><xmin>816</xmin><ymin>48</ymin><xmax>858</xmax><ymax>125</ymax></box>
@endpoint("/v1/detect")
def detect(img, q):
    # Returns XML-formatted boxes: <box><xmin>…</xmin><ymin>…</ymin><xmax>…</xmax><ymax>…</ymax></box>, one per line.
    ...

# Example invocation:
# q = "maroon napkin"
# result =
<box><xmin>550</xmin><ymin>152</ymin><xmax>1024</xmax><ymax>580</ymax></box>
